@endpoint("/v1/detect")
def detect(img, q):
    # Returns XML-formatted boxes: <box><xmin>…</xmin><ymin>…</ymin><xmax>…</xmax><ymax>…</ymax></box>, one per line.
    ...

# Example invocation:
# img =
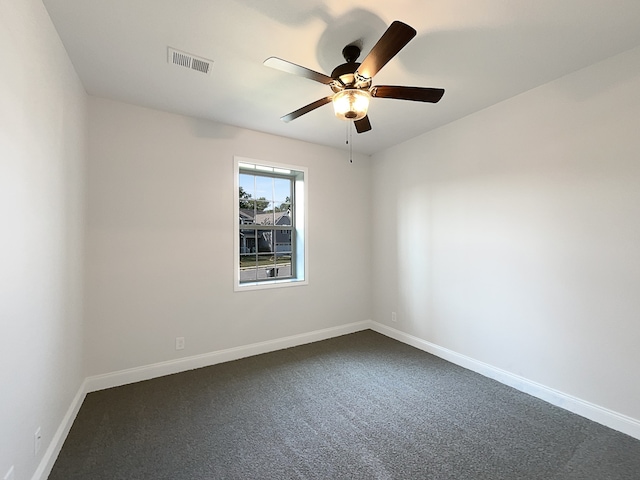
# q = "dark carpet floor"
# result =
<box><xmin>49</xmin><ymin>330</ymin><xmax>640</xmax><ymax>479</ymax></box>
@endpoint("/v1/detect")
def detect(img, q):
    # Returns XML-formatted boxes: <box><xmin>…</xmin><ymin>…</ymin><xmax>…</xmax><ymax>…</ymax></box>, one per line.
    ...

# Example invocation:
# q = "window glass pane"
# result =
<box><xmin>253</xmin><ymin>200</ymin><xmax>270</xmax><ymax>218</ymax></box>
<box><xmin>240</xmin><ymin>252</ymin><xmax>257</xmax><ymax>266</ymax></box>
<box><xmin>239</xmin><ymin>228</ymin><xmax>257</xmax><ymax>254</ymax></box>
<box><xmin>275</xmin><ymin>229</ymin><xmax>291</xmax><ymax>255</ymax></box>
<box><xmin>264</xmin><ymin>266</ymin><xmax>280</xmax><ymax>279</ymax></box>
<box><xmin>239</xmin><ymin>244</ymin><xmax>258</xmax><ymax>282</ymax></box>
<box><xmin>239</xmin><ymin>264</ymin><xmax>258</xmax><ymax>282</ymax></box>
<box><xmin>239</xmin><ymin>199</ymin><xmax>256</xmax><ymax>219</ymax></box>
<box><xmin>239</xmin><ymin>173</ymin><xmax>255</xmax><ymax>198</ymax></box>
<box><xmin>265</xmin><ymin>201</ymin><xmax>277</xmax><ymax>213</ymax></box>
<box><xmin>273</xmin><ymin>177</ymin><xmax>291</xmax><ymax>204</ymax></box>
<box><xmin>274</xmin><ymin>227</ymin><xmax>291</xmax><ymax>280</ymax></box>
<box><xmin>256</xmin><ymin>209</ymin><xmax>274</xmax><ymax>226</ymax></box>
<box><xmin>275</xmin><ymin>263</ymin><xmax>291</xmax><ymax>278</ymax></box>
<box><xmin>254</xmin><ymin>175</ymin><xmax>272</xmax><ymax>202</ymax></box>
<box><xmin>275</xmin><ymin>211</ymin><xmax>291</xmax><ymax>227</ymax></box>
<box><xmin>255</xmin><ymin>230</ymin><xmax>270</xmax><ymax>253</ymax></box>
<box><xmin>277</xmin><ymin>202</ymin><xmax>291</xmax><ymax>215</ymax></box>
<box><xmin>257</xmin><ymin>253</ymin><xmax>275</xmax><ymax>280</ymax></box>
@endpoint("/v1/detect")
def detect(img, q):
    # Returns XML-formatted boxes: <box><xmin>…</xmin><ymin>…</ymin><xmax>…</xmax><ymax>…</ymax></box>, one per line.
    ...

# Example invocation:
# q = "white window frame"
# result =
<box><xmin>234</xmin><ymin>156</ymin><xmax>308</xmax><ymax>291</ymax></box>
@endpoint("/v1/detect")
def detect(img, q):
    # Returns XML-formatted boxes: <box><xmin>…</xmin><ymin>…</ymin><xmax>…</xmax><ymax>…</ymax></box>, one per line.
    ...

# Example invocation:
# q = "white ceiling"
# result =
<box><xmin>43</xmin><ymin>0</ymin><xmax>640</xmax><ymax>155</ymax></box>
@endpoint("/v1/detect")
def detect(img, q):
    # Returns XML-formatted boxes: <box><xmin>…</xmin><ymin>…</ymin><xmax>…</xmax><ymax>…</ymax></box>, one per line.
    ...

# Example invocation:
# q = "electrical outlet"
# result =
<box><xmin>3</xmin><ymin>465</ymin><xmax>15</xmax><ymax>480</ymax></box>
<box><xmin>175</xmin><ymin>336</ymin><xmax>185</xmax><ymax>350</ymax></box>
<box><xmin>34</xmin><ymin>427</ymin><xmax>42</xmax><ymax>455</ymax></box>
<box><xmin>391</xmin><ymin>312</ymin><xmax>397</xmax><ymax>322</ymax></box>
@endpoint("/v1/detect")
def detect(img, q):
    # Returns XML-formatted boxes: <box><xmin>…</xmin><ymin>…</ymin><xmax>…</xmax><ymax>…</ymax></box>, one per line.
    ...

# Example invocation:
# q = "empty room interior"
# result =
<box><xmin>2</xmin><ymin>0</ymin><xmax>640</xmax><ymax>479</ymax></box>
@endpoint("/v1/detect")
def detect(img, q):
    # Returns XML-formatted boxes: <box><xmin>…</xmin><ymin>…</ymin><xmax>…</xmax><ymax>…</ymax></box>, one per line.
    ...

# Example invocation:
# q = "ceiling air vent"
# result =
<box><xmin>167</xmin><ymin>47</ymin><xmax>213</xmax><ymax>75</ymax></box>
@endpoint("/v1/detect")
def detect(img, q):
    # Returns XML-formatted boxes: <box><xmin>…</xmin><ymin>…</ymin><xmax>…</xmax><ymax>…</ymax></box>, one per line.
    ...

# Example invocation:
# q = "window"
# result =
<box><xmin>234</xmin><ymin>157</ymin><xmax>307</xmax><ymax>290</ymax></box>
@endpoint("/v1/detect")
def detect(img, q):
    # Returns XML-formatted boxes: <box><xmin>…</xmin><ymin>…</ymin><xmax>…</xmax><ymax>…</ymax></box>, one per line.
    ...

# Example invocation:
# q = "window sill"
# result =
<box><xmin>234</xmin><ymin>278</ymin><xmax>308</xmax><ymax>292</ymax></box>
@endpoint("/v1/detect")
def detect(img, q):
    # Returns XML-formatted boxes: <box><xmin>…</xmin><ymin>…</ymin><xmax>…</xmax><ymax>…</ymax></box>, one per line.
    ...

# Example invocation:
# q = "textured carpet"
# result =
<box><xmin>49</xmin><ymin>330</ymin><xmax>640</xmax><ymax>479</ymax></box>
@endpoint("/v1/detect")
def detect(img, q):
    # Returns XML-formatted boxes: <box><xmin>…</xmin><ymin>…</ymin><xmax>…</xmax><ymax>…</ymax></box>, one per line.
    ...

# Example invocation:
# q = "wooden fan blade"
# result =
<box><xmin>354</xmin><ymin>116</ymin><xmax>372</xmax><ymax>133</ymax></box>
<box><xmin>355</xmin><ymin>21</ymin><xmax>416</xmax><ymax>80</ymax></box>
<box><xmin>371</xmin><ymin>85</ymin><xmax>445</xmax><ymax>103</ymax></box>
<box><xmin>281</xmin><ymin>96</ymin><xmax>334</xmax><ymax>123</ymax></box>
<box><xmin>264</xmin><ymin>57</ymin><xmax>334</xmax><ymax>85</ymax></box>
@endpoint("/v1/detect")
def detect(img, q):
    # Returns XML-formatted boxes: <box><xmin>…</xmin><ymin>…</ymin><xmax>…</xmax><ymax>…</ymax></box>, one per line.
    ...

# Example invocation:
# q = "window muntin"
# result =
<box><xmin>234</xmin><ymin>158</ymin><xmax>307</xmax><ymax>290</ymax></box>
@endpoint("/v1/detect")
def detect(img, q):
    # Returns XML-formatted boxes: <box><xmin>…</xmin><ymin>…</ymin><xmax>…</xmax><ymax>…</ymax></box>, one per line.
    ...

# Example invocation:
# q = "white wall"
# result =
<box><xmin>4</xmin><ymin>3</ymin><xmax>639</xmax><ymax>476</ymax></box>
<box><xmin>371</xmin><ymin>46</ymin><xmax>640</xmax><ymax>423</ymax></box>
<box><xmin>0</xmin><ymin>1</ymin><xmax>87</xmax><ymax>479</ymax></box>
<box><xmin>85</xmin><ymin>97</ymin><xmax>372</xmax><ymax>376</ymax></box>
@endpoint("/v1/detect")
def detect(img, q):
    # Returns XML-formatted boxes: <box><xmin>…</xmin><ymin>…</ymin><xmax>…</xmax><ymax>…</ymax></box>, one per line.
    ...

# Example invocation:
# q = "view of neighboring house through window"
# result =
<box><xmin>235</xmin><ymin>157</ymin><xmax>307</xmax><ymax>289</ymax></box>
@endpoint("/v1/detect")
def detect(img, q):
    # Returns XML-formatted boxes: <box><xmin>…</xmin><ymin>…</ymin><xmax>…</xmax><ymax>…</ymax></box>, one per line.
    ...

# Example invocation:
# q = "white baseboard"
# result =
<box><xmin>370</xmin><ymin>321</ymin><xmax>640</xmax><ymax>441</ymax></box>
<box><xmin>85</xmin><ymin>320</ymin><xmax>372</xmax><ymax>393</ymax></box>
<box><xmin>35</xmin><ymin>321</ymin><xmax>371</xmax><ymax>479</ymax></box>
<box><xmin>31</xmin><ymin>380</ymin><xmax>88</xmax><ymax>480</ymax></box>
<box><xmin>35</xmin><ymin>318</ymin><xmax>640</xmax><ymax>480</ymax></box>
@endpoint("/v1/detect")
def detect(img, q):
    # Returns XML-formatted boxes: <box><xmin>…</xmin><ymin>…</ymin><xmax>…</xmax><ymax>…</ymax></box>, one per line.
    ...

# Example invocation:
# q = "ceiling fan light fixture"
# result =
<box><xmin>332</xmin><ymin>89</ymin><xmax>370</xmax><ymax>121</ymax></box>
<box><xmin>265</xmin><ymin>21</ymin><xmax>442</xmax><ymax>132</ymax></box>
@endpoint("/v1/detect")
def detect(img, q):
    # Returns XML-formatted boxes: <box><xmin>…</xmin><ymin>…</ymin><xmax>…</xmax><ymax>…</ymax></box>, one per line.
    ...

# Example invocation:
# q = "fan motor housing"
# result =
<box><xmin>330</xmin><ymin>44</ymin><xmax>369</xmax><ymax>92</ymax></box>
<box><xmin>330</xmin><ymin>62</ymin><xmax>361</xmax><ymax>91</ymax></box>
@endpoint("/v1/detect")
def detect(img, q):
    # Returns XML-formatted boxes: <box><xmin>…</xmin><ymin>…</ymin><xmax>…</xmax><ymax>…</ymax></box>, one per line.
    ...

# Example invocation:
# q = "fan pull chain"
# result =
<box><xmin>345</xmin><ymin>119</ymin><xmax>349</xmax><ymax>146</ymax></box>
<box><xmin>344</xmin><ymin>121</ymin><xmax>354</xmax><ymax>164</ymax></box>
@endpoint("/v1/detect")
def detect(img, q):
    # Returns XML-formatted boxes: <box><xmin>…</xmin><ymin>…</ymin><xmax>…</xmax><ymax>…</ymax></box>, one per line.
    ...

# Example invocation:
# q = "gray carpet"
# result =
<box><xmin>49</xmin><ymin>330</ymin><xmax>640</xmax><ymax>479</ymax></box>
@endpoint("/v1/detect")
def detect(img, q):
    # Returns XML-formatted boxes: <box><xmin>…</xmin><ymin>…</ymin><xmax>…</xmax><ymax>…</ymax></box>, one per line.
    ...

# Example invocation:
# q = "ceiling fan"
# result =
<box><xmin>264</xmin><ymin>21</ymin><xmax>444</xmax><ymax>133</ymax></box>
